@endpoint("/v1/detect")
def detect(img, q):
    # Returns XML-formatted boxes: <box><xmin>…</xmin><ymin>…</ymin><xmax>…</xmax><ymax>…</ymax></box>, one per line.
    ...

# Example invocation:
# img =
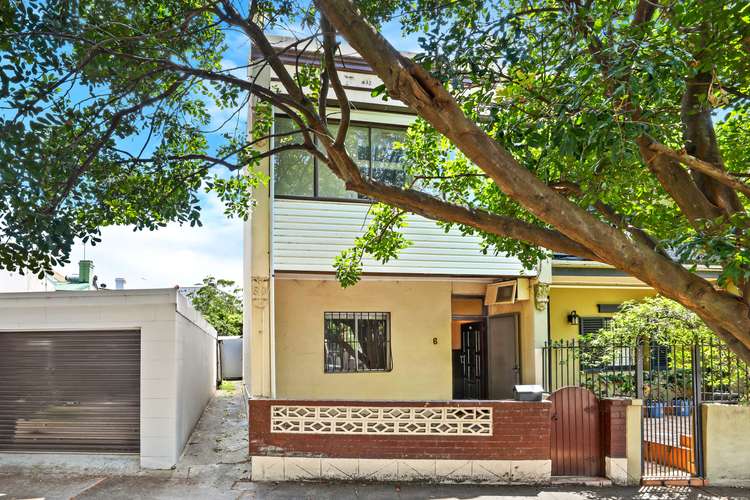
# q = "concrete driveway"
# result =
<box><xmin>1</xmin><ymin>385</ymin><xmax>749</xmax><ymax>499</ymax></box>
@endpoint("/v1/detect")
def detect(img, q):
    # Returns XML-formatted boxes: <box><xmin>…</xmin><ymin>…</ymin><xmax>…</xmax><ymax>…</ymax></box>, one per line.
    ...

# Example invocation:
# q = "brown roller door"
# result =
<box><xmin>0</xmin><ymin>330</ymin><xmax>140</xmax><ymax>453</ymax></box>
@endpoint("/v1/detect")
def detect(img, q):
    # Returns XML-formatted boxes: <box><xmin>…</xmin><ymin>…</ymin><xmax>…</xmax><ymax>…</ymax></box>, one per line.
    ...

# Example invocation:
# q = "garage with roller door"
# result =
<box><xmin>0</xmin><ymin>329</ymin><xmax>141</xmax><ymax>453</ymax></box>
<box><xmin>0</xmin><ymin>288</ymin><xmax>217</xmax><ymax>469</ymax></box>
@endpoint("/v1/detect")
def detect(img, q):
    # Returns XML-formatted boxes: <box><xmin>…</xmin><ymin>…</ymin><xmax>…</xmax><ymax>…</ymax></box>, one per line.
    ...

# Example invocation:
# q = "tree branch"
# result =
<box><xmin>314</xmin><ymin>0</ymin><xmax>653</xmax><ymax>265</ymax></box>
<box><xmin>320</xmin><ymin>14</ymin><xmax>350</xmax><ymax>147</ymax></box>
<box><xmin>549</xmin><ymin>180</ymin><xmax>664</xmax><ymax>252</ymax></box>
<box><xmin>216</xmin><ymin>0</ymin><xmax>314</xmax><ymax>114</ymax></box>
<box><xmin>560</xmin><ymin>0</ymin><xmax>724</xmax><ymax>225</ymax></box>
<box><xmin>316</xmin><ymin>0</ymin><xmax>750</xmax><ymax>355</ymax></box>
<box><xmin>647</xmin><ymin>140</ymin><xmax>750</xmax><ymax>199</ymax></box>
<box><xmin>631</xmin><ymin>0</ymin><xmax>658</xmax><ymax>27</ymax></box>
<box><xmin>681</xmin><ymin>71</ymin><xmax>743</xmax><ymax>214</ymax></box>
<box><xmin>635</xmin><ymin>135</ymin><xmax>723</xmax><ymax>224</ymax></box>
<box><xmin>120</xmin><ymin>143</ymin><xmax>311</xmax><ymax>171</ymax></box>
<box><xmin>340</xmin><ymin>178</ymin><xmax>600</xmax><ymax>260</ymax></box>
<box><xmin>44</xmin><ymin>80</ymin><xmax>184</xmax><ymax>214</ymax></box>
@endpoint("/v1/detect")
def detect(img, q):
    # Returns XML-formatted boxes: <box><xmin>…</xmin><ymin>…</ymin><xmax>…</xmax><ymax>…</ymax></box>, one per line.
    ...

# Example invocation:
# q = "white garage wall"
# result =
<box><xmin>0</xmin><ymin>289</ymin><xmax>217</xmax><ymax>470</ymax></box>
<box><xmin>175</xmin><ymin>293</ymin><xmax>217</xmax><ymax>459</ymax></box>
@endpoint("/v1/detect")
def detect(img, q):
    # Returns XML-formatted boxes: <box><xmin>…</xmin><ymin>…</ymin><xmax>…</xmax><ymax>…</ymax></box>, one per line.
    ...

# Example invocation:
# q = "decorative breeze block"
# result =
<box><xmin>270</xmin><ymin>405</ymin><xmax>493</xmax><ymax>436</ymax></box>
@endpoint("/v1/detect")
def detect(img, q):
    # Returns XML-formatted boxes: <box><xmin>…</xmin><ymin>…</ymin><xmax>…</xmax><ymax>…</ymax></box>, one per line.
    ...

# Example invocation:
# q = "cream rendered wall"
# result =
<box><xmin>274</xmin><ymin>278</ymin><xmax>452</xmax><ymax>400</ymax></box>
<box><xmin>0</xmin><ymin>289</ymin><xmax>217</xmax><ymax>470</ymax></box>
<box><xmin>625</xmin><ymin>400</ymin><xmax>643</xmax><ymax>485</ymax></box>
<box><xmin>549</xmin><ymin>287</ymin><xmax>654</xmax><ymax>342</ymax></box>
<box><xmin>243</xmin><ymin>58</ymin><xmax>273</xmax><ymax>396</ymax></box>
<box><xmin>702</xmin><ymin>404</ymin><xmax>750</xmax><ymax>487</ymax></box>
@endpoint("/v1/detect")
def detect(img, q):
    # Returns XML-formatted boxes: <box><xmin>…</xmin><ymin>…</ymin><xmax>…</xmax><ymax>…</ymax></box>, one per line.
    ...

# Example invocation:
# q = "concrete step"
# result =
<box><xmin>550</xmin><ymin>476</ymin><xmax>613</xmax><ymax>487</ymax></box>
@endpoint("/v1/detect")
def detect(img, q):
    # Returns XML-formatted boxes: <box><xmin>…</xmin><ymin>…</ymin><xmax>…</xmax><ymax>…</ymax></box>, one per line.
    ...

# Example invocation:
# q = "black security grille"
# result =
<box><xmin>323</xmin><ymin>312</ymin><xmax>392</xmax><ymax>373</ymax></box>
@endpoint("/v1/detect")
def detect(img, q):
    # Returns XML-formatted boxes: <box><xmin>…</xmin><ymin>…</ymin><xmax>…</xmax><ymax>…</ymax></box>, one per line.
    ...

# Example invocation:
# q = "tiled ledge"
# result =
<box><xmin>251</xmin><ymin>456</ymin><xmax>552</xmax><ymax>484</ymax></box>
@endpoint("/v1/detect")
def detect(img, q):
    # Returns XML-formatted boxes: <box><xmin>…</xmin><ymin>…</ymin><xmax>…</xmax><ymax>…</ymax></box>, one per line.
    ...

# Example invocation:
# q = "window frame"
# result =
<box><xmin>323</xmin><ymin>311</ymin><xmax>393</xmax><ymax>374</ymax></box>
<box><xmin>272</xmin><ymin>114</ymin><xmax>408</xmax><ymax>202</ymax></box>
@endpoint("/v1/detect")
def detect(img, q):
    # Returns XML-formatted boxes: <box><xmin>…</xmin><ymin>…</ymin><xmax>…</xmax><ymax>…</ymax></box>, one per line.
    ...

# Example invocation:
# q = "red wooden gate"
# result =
<box><xmin>550</xmin><ymin>387</ymin><xmax>602</xmax><ymax>476</ymax></box>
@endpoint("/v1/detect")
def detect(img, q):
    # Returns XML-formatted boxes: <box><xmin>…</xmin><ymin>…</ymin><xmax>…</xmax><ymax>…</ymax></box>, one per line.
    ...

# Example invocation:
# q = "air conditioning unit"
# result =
<box><xmin>484</xmin><ymin>280</ymin><xmax>517</xmax><ymax>306</ymax></box>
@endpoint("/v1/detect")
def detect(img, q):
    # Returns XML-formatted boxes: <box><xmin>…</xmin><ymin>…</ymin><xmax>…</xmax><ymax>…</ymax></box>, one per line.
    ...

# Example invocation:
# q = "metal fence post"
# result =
<box><xmin>692</xmin><ymin>343</ymin><xmax>705</xmax><ymax>478</ymax></box>
<box><xmin>636</xmin><ymin>342</ymin><xmax>644</xmax><ymax>400</ymax></box>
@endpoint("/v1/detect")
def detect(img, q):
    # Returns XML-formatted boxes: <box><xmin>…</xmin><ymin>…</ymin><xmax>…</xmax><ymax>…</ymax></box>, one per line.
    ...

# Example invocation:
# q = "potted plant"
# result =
<box><xmin>643</xmin><ymin>384</ymin><xmax>666</xmax><ymax>418</ymax></box>
<box><xmin>672</xmin><ymin>397</ymin><xmax>692</xmax><ymax>416</ymax></box>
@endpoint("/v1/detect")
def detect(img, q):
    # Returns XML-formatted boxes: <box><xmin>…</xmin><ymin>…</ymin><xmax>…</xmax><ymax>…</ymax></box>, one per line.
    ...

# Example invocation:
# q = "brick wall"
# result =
<box><xmin>600</xmin><ymin>398</ymin><xmax>630</xmax><ymax>458</ymax></box>
<box><xmin>249</xmin><ymin>399</ymin><xmax>551</xmax><ymax>461</ymax></box>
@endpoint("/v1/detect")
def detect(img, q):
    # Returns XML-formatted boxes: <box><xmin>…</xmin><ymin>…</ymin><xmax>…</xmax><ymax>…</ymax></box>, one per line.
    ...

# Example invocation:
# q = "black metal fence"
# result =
<box><xmin>542</xmin><ymin>338</ymin><xmax>750</xmax><ymax>404</ymax></box>
<box><xmin>543</xmin><ymin>338</ymin><xmax>748</xmax><ymax>480</ymax></box>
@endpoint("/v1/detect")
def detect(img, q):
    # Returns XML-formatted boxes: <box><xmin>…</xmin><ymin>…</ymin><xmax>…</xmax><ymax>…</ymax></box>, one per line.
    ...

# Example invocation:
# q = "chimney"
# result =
<box><xmin>115</xmin><ymin>278</ymin><xmax>126</xmax><ymax>290</ymax></box>
<box><xmin>78</xmin><ymin>260</ymin><xmax>94</xmax><ymax>285</ymax></box>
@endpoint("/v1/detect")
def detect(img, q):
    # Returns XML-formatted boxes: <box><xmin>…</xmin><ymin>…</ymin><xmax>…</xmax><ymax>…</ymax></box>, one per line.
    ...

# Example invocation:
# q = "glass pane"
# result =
<box><xmin>357</xmin><ymin>317</ymin><xmax>388</xmax><ymax>370</ymax></box>
<box><xmin>318</xmin><ymin>165</ymin><xmax>357</xmax><ymax>199</ymax></box>
<box><xmin>343</xmin><ymin>125</ymin><xmax>371</xmax><ymax>172</ymax></box>
<box><xmin>371</xmin><ymin>128</ymin><xmax>407</xmax><ymax>187</ymax></box>
<box><xmin>273</xmin><ymin>116</ymin><xmax>313</xmax><ymax>197</ymax></box>
<box><xmin>317</xmin><ymin>124</ymin><xmax>367</xmax><ymax>199</ymax></box>
<box><xmin>324</xmin><ymin>315</ymin><xmax>357</xmax><ymax>373</ymax></box>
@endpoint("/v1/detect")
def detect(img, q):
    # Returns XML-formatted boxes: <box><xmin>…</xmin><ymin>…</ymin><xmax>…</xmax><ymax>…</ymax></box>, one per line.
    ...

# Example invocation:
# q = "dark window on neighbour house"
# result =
<box><xmin>579</xmin><ymin>316</ymin><xmax>632</xmax><ymax>369</ymax></box>
<box><xmin>579</xmin><ymin>316</ymin><xmax>668</xmax><ymax>369</ymax></box>
<box><xmin>273</xmin><ymin>116</ymin><xmax>407</xmax><ymax>200</ymax></box>
<box><xmin>324</xmin><ymin>312</ymin><xmax>392</xmax><ymax>373</ymax></box>
<box><xmin>579</xmin><ymin>317</ymin><xmax>612</xmax><ymax>336</ymax></box>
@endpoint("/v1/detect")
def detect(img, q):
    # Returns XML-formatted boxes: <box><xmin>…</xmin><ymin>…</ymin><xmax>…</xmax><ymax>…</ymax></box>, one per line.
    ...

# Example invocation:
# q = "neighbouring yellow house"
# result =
<box><xmin>548</xmin><ymin>257</ymin><xmax>721</xmax><ymax>343</ymax></box>
<box><xmin>549</xmin><ymin>257</ymin><xmax>655</xmax><ymax>343</ymax></box>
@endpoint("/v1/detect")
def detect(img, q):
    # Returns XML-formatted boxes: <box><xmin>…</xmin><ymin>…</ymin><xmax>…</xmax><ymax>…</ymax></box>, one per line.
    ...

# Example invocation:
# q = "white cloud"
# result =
<box><xmin>63</xmin><ymin>192</ymin><xmax>244</xmax><ymax>290</ymax></box>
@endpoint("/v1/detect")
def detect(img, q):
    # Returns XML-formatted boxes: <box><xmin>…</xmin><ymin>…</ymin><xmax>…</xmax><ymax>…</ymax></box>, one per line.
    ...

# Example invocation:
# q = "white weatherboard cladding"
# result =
<box><xmin>273</xmin><ymin>199</ymin><xmax>531</xmax><ymax>276</ymax></box>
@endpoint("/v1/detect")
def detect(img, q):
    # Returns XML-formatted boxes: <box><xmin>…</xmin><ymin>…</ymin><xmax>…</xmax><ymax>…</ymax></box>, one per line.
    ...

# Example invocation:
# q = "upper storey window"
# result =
<box><xmin>273</xmin><ymin>116</ymin><xmax>407</xmax><ymax>200</ymax></box>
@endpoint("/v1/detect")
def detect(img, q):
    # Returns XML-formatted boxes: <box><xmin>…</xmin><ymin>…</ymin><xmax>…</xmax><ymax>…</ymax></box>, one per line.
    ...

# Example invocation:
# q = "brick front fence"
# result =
<box><xmin>249</xmin><ymin>398</ymin><xmax>551</xmax><ymax>461</ymax></box>
<box><xmin>247</xmin><ymin>396</ymin><xmax>633</xmax><ymax>483</ymax></box>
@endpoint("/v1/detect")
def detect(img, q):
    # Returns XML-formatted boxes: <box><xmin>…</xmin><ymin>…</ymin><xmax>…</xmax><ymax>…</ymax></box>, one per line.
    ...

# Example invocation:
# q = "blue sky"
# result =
<box><xmin>60</xmin><ymin>21</ymin><xmax>419</xmax><ymax>289</ymax></box>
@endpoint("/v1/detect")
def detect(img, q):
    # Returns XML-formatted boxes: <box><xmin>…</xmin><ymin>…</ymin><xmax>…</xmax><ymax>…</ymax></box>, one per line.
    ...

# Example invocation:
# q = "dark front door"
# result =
<box><xmin>459</xmin><ymin>322</ymin><xmax>486</xmax><ymax>399</ymax></box>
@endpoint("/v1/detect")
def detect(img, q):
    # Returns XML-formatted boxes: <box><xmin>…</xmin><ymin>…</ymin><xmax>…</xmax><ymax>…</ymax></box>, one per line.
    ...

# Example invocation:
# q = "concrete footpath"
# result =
<box><xmin>1</xmin><ymin>385</ymin><xmax>749</xmax><ymax>499</ymax></box>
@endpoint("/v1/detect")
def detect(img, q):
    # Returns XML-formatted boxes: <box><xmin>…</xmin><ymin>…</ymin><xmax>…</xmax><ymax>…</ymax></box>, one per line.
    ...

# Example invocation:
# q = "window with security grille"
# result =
<box><xmin>324</xmin><ymin>312</ymin><xmax>392</xmax><ymax>373</ymax></box>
